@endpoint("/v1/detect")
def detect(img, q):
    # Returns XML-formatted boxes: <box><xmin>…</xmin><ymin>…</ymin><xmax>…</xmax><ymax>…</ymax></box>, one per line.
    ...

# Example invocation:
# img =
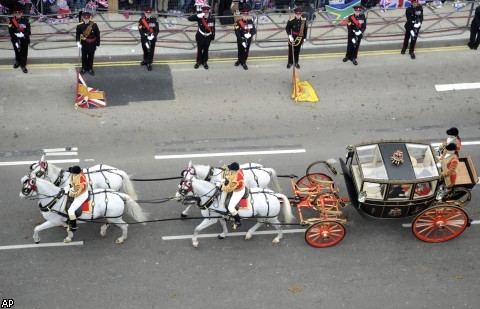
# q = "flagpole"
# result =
<box><xmin>74</xmin><ymin>47</ymin><xmax>81</xmax><ymax>110</ymax></box>
<box><xmin>291</xmin><ymin>41</ymin><xmax>298</xmax><ymax>101</ymax></box>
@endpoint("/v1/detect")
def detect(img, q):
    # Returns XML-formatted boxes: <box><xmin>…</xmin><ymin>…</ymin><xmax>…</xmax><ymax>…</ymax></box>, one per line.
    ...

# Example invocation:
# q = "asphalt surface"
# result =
<box><xmin>0</xmin><ymin>45</ymin><xmax>479</xmax><ymax>309</ymax></box>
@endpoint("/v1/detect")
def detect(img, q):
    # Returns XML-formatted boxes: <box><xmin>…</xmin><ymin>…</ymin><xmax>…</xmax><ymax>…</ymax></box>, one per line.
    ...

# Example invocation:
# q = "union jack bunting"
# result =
<box><xmin>96</xmin><ymin>0</ymin><xmax>108</xmax><ymax>7</ymax></box>
<box><xmin>86</xmin><ymin>1</ymin><xmax>98</xmax><ymax>11</ymax></box>
<box><xmin>76</xmin><ymin>73</ymin><xmax>107</xmax><ymax>108</ymax></box>
<box><xmin>0</xmin><ymin>4</ymin><xmax>10</xmax><ymax>14</ymax></box>
<box><xmin>42</xmin><ymin>0</ymin><xmax>56</xmax><ymax>3</ymax></box>
<box><xmin>47</xmin><ymin>17</ymin><xmax>69</xmax><ymax>24</ymax></box>
<box><xmin>18</xmin><ymin>0</ymin><xmax>32</xmax><ymax>5</ymax></box>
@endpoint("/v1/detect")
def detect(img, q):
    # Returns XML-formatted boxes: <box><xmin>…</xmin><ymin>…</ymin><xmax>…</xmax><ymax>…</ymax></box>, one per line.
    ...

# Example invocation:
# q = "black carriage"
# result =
<box><xmin>336</xmin><ymin>140</ymin><xmax>477</xmax><ymax>243</ymax></box>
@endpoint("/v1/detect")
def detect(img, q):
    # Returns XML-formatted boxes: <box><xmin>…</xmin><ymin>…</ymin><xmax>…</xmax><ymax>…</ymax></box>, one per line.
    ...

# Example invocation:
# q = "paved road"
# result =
<box><xmin>0</xmin><ymin>45</ymin><xmax>479</xmax><ymax>309</ymax></box>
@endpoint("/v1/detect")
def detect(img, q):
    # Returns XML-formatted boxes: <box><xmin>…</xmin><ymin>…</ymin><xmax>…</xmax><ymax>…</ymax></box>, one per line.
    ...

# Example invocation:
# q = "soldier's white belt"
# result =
<box><xmin>198</xmin><ymin>29</ymin><xmax>212</xmax><ymax>36</ymax></box>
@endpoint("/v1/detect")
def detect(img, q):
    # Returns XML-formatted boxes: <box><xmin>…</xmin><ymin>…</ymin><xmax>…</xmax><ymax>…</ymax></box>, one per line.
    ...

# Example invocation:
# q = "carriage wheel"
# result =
<box><xmin>412</xmin><ymin>205</ymin><xmax>469</xmax><ymax>243</ymax></box>
<box><xmin>296</xmin><ymin>173</ymin><xmax>333</xmax><ymax>198</ymax></box>
<box><xmin>305</xmin><ymin>221</ymin><xmax>346</xmax><ymax>248</ymax></box>
<box><xmin>306</xmin><ymin>160</ymin><xmax>338</xmax><ymax>177</ymax></box>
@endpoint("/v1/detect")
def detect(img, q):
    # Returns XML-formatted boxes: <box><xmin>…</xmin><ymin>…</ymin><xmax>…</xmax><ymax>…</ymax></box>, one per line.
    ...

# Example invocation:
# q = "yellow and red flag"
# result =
<box><xmin>292</xmin><ymin>66</ymin><xmax>319</xmax><ymax>102</ymax></box>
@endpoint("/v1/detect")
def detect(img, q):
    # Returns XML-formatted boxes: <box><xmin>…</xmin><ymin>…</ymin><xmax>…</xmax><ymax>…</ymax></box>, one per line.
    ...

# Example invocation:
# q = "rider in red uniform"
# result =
<box><xmin>222</xmin><ymin>162</ymin><xmax>245</xmax><ymax>227</ymax></box>
<box><xmin>63</xmin><ymin>166</ymin><xmax>88</xmax><ymax>231</ymax></box>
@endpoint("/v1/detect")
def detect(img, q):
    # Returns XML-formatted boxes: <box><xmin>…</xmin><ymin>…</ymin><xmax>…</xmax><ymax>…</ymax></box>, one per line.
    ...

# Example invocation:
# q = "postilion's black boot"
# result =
<box><xmin>68</xmin><ymin>219</ymin><xmax>78</xmax><ymax>232</ymax></box>
<box><xmin>233</xmin><ymin>214</ymin><xmax>242</xmax><ymax>229</ymax></box>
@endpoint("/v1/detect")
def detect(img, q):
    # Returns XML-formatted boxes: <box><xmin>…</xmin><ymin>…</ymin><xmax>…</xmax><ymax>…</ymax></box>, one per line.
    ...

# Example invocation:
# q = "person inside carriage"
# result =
<box><xmin>438</xmin><ymin>127</ymin><xmax>462</xmax><ymax>160</ymax></box>
<box><xmin>221</xmin><ymin>162</ymin><xmax>245</xmax><ymax>227</ymax></box>
<box><xmin>439</xmin><ymin>143</ymin><xmax>459</xmax><ymax>193</ymax></box>
<box><xmin>63</xmin><ymin>166</ymin><xmax>88</xmax><ymax>231</ymax></box>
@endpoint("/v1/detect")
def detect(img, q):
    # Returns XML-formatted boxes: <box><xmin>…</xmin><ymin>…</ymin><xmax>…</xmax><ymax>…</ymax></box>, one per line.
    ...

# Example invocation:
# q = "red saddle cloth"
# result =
<box><xmin>238</xmin><ymin>197</ymin><xmax>248</xmax><ymax>209</ymax></box>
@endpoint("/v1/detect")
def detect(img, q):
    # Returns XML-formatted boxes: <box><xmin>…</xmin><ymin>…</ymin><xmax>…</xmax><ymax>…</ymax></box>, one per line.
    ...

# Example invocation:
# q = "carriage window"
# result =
<box><xmin>406</xmin><ymin>144</ymin><xmax>439</xmax><ymax>179</ymax></box>
<box><xmin>413</xmin><ymin>181</ymin><xmax>437</xmax><ymax>198</ymax></box>
<box><xmin>387</xmin><ymin>184</ymin><xmax>412</xmax><ymax>200</ymax></box>
<box><xmin>362</xmin><ymin>182</ymin><xmax>385</xmax><ymax>200</ymax></box>
<box><xmin>357</xmin><ymin>145</ymin><xmax>388</xmax><ymax>180</ymax></box>
<box><xmin>351</xmin><ymin>157</ymin><xmax>362</xmax><ymax>190</ymax></box>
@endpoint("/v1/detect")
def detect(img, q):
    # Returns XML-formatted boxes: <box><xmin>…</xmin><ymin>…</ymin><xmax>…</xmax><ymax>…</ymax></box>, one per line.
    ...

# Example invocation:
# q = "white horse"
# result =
<box><xmin>21</xmin><ymin>155</ymin><xmax>138</xmax><ymax>200</ymax></box>
<box><xmin>20</xmin><ymin>176</ymin><xmax>147</xmax><ymax>244</ymax></box>
<box><xmin>178</xmin><ymin>160</ymin><xmax>282</xmax><ymax>217</ymax></box>
<box><xmin>179</xmin><ymin>176</ymin><xmax>293</xmax><ymax>248</ymax></box>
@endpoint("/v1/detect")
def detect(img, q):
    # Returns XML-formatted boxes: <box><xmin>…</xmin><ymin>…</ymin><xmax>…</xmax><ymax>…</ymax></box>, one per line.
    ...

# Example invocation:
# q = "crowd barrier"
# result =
<box><xmin>0</xmin><ymin>2</ymin><xmax>477</xmax><ymax>51</ymax></box>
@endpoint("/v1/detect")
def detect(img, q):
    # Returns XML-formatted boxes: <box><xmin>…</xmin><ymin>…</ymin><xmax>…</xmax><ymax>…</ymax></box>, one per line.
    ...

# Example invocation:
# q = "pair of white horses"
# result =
<box><xmin>176</xmin><ymin>161</ymin><xmax>293</xmax><ymax>247</ymax></box>
<box><xmin>19</xmin><ymin>156</ymin><xmax>146</xmax><ymax>244</ymax></box>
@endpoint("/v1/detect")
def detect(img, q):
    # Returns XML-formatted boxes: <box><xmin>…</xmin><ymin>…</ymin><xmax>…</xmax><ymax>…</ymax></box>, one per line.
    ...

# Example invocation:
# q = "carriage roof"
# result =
<box><xmin>351</xmin><ymin>140</ymin><xmax>440</xmax><ymax>183</ymax></box>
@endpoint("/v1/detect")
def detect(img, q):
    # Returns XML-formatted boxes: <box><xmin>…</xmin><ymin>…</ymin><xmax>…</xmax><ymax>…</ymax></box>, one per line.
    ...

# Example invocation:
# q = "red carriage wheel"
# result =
<box><xmin>296</xmin><ymin>173</ymin><xmax>333</xmax><ymax>198</ymax></box>
<box><xmin>305</xmin><ymin>221</ymin><xmax>346</xmax><ymax>248</ymax></box>
<box><xmin>412</xmin><ymin>205</ymin><xmax>469</xmax><ymax>243</ymax></box>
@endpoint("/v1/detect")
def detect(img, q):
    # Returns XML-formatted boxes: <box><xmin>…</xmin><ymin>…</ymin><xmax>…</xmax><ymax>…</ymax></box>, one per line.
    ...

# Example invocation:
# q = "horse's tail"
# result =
<box><xmin>119</xmin><ymin>193</ymin><xmax>148</xmax><ymax>223</ymax></box>
<box><xmin>264</xmin><ymin>168</ymin><xmax>282</xmax><ymax>193</ymax></box>
<box><xmin>275</xmin><ymin>193</ymin><xmax>293</xmax><ymax>224</ymax></box>
<box><xmin>116</xmin><ymin>170</ymin><xmax>138</xmax><ymax>201</ymax></box>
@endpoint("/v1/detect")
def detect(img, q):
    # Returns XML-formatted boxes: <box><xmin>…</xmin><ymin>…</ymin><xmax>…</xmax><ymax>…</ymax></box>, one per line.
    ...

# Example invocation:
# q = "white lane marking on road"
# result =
<box><xmin>41</xmin><ymin>152</ymin><xmax>78</xmax><ymax>156</ymax></box>
<box><xmin>43</xmin><ymin>147</ymin><xmax>78</xmax><ymax>152</ymax></box>
<box><xmin>402</xmin><ymin>220</ymin><xmax>480</xmax><ymax>228</ymax></box>
<box><xmin>84</xmin><ymin>159</ymin><xmax>95</xmax><ymax>162</ymax></box>
<box><xmin>155</xmin><ymin>149</ymin><xmax>306</xmax><ymax>160</ymax></box>
<box><xmin>0</xmin><ymin>159</ymin><xmax>80</xmax><ymax>166</ymax></box>
<box><xmin>0</xmin><ymin>241</ymin><xmax>83</xmax><ymax>250</ymax></box>
<box><xmin>162</xmin><ymin>228</ymin><xmax>307</xmax><ymax>240</ymax></box>
<box><xmin>430</xmin><ymin>141</ymin><xmax>480</xmax><ymax>147</ymax></box>
<box><xmin>435</xmin><ymin>83</ymin><xmax>480</xmax><ymax>92</ymax></box>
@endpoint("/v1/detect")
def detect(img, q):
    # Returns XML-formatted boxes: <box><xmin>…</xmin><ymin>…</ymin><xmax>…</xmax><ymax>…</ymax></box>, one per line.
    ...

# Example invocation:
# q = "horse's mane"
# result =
<box><xmin>48</xmin><ymin>162</ymin><xmax>63</xmax><ymax>175</ymax></box>
<box><xmin>36</xmin><ymin>177</ymin><xmax>60</xmax><ymax>190</ymax></box>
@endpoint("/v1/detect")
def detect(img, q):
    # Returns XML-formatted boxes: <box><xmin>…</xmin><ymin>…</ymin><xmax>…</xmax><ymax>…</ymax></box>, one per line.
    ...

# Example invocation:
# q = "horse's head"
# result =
<box><xmin>20</xmin><ymin>155</ymin><xmax>49</xmax><ymax>185</ymax></box>
<box><xmin>176</xmin><ymin>165</ymin><xmax>197</xmax><ymax>203</ymax></box>
<box><xmin>20</xmin><ymin>176</ymin><xmax>38</xmax><ymax>199</ymax></box>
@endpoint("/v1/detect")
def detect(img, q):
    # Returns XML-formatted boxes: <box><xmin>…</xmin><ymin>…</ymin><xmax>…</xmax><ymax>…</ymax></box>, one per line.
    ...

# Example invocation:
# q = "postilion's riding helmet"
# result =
<box><xmin>144</xmin><ymin>8</ymin><xmax>153</xmax><ymax>13</ymax></box>
<box><xmin>228</xmin><ymin>162</ymin><xmax>240</xmax><ymax>171</ymax></box>
<box><xmin>68</xmin><ymin>166</ymin><xmax>82</xmax><ymax>174</ymax></box>
<box><xmin>82</xmin><ymin>11</ymin><xmax>92</xmax><ymax>19</ymax></box>
<box><xmin>445</xmin><ymin>143</ymin><xmax>457</xmax><ymax>151</ymax></box>
<box><xmin>241</xmin><ymin>3</ymin><xmax>251</xmax><ymax>15</ymax></box>
<box><xmin>201</xmin><ymin>6</ymin><xmax>211</xmax><ymax>13</ymax></box>
<box><xmin>446</xmin><ymin>127</ymin><xmax>459</xmax><ymax>137</ymax></box>
<box><xmin>294</xmin><ymin>8</ymin><xmax>303</xmax><ymax>15</ymax></box>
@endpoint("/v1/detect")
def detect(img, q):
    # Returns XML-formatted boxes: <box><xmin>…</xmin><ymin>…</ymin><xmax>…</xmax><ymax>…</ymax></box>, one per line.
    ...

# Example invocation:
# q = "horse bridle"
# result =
<box><xmin>21</xmin><ymin>177</ymin><xmax>66</xmax><ymax>212</ymax></box>
<box><xmin>178</xmin><ymin>173</ymin><xmax>221</xmax><ymax>209</ymax></box>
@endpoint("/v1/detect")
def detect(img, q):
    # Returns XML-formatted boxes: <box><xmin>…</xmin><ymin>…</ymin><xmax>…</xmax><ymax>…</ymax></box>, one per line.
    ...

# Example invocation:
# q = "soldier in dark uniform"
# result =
<box><xmin>138</xmin><ymin>8</ymin><xmax>159</xmax><ymax>71</ymax></box>
<box><xmin>343</xmin><ymin>6</ymin><xmax>366</xmax><ymax>66</ymax></box>
<box><xmin>188</xmin><ymin>5</ymin><xmax>215</xmax><ymax>70</ymax></box>
<box><xmin>8</xmin><ymin>8</ymin><xmax>31</xmax><ymax>73</ymax></box>
<box><xmin>401</xmin><ymin>0</ymin><xmax>423</xmax><ymax>59</ymax></box>
<box><xmin>467</xmin><ymin>5</ymin><xmax>480</xmax><ymax>50</ymax></box>
<box><xmin>234</xmin><ymin>4</ymin><xmax>256</xmax><ymax>70</ymax></box>
<box><xmin>286</xmin><ymin>8</ymin><xmax>308</xmax><ymax>69</ymax></box>
<box><xmin>75</xmin><ymin>12</ymin><xmax>100</xmax><ymax>75</ymax></box>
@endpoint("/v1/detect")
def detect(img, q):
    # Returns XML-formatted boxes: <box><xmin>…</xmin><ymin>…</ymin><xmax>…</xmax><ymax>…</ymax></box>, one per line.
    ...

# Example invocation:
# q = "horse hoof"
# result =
<box><xmin>217</xmin><ymin>235</ymin><xmax>225</xmax><ymax>240</ymax></box>
<box><xmin>64</xmin><ymin>238</ymin><xmax>72</xmax><ymax>243</ymax></box>
<box><xmin>116</xmin><ymin>239</ymin><xmax>124</xmax><ymax>244</ymax></box>
<box><xmin>272</xmin><ymin>238</ymin><xmax>280</xmax><ymax>244</ymax></box>
<box><xmin>181</xmin><ymin>213</ymin><xmax>187</xmax><ymax>218</ymax></box>
<box><xmin>100</xmin><ymin>232</ymin><xmax>107</xmax><ymax>237</ymax></box>
<box><xmin>35</xmin><ymin>241</ymin><xmax>40</xmax><ymax>244</ymax></box>
<box><xmin>192</xmin><ymin>241</ymin><xmax>198</xmax><ymax>248</ymax></box>
<box><xmin>245</xmin><ymin>234</ymin><xmax>252</xmax><ymax>240</ymax></box>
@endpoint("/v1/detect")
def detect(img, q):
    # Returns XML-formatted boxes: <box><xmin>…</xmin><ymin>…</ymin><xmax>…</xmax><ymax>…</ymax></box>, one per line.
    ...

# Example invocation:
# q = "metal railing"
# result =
<box><xmin>0</xmin><ymin>3</ymin><xmax>477</xmax><ymax>51</ymax></box>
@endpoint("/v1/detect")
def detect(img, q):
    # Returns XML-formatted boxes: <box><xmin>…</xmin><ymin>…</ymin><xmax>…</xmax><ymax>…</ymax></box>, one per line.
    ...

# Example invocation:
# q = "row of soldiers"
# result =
<box><xmin>8</xmin><ymin>4</ymin><xmax>480</xmax><ymax>73</ymax></box>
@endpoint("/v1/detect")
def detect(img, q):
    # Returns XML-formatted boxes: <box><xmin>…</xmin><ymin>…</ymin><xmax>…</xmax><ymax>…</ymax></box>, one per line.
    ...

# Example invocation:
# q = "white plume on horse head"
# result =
<box><xmin>40</xmin><ymin>154</ymin><xmax>46</xmax><ymax>162</ymax></box>
<box><xmin>188</xmin><ymin>160</ymin><xmax>193</xmax><ymax>168</ymax></box>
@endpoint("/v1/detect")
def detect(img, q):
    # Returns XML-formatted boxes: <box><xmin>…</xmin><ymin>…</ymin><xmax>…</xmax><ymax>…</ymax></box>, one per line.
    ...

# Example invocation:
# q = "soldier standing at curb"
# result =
<box><xmin>76</xmin><ymin>11</ymin><xmax>100</xmax><ymax>76</ymax></box>
<box><xmin>138</xmin><ymin>8</ymin><xmax>159</xmax><ymax>71</ymax></box>
<box><xmin>467</xmin><ymin>5</ymin><xmax>480</xmax><ymax>50</ymax></box>
<box><xmin>188</xmin><ymin>5</ymin><xmax>215</xmax><ymax>70</ymax></box>
<box><xmin>234</xmin><ymin>4</ymin><xmax>256</xmax><ymax>70</ymax></box>
<box><xmin>343</xmin><ymin>6</ymin><xmax>366</xmax><ymax>66</ymax></box>
<box><xmin>401</xmin><ymin>0</ymin><xmax>423</xmax><ymax>59</ymax></box>
<box><xmin>8</xmin><ymin>8</ymin><xmax>30</xmax><ymax>73</ymax></box>
<box><xmin>286</xmin><ymin>8</ymin><xmax>308</xmax><ymax>69</ymax></box>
